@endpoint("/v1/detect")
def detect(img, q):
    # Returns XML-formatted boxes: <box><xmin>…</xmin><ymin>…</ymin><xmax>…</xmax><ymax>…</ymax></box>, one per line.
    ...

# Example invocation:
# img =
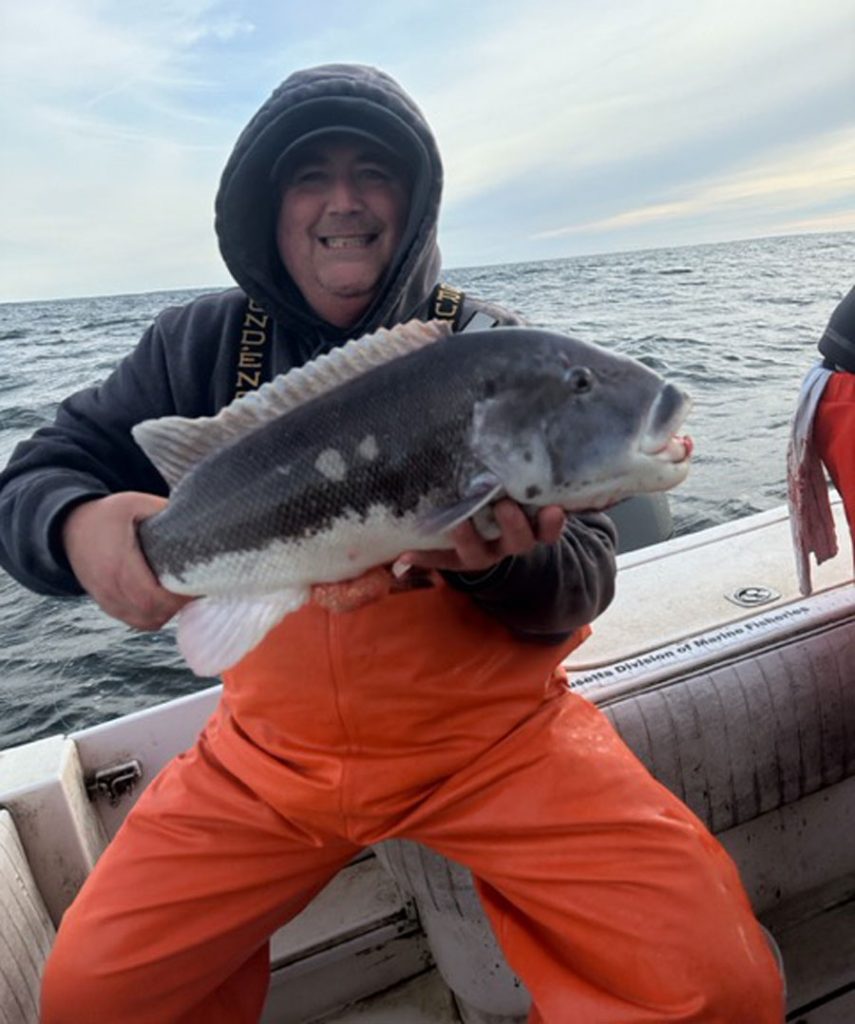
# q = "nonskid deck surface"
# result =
<box><xmin>769</xmin><ymin>877</ymin><xmax>855</xmax><ymax>1024</ymax></box>
<box><xmin>316</xmin><ymin>970</ymin><xmax>461</xmax><ymax>1022</ymax></box>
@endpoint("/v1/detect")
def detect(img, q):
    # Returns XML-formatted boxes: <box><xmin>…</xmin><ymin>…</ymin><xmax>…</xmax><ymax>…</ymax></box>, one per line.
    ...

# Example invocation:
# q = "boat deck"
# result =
<box><xmin>257</xmin><ymin>849</ymin><xmax>855</xmax><ymax>1024</ymax></box>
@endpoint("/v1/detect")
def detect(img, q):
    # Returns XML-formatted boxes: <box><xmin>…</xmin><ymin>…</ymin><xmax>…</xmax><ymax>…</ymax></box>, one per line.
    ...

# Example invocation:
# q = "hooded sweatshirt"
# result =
<box><xmin>0</xmin><ymin>63</ymin><xmax>615</xmax><ymax>640</ymax></box>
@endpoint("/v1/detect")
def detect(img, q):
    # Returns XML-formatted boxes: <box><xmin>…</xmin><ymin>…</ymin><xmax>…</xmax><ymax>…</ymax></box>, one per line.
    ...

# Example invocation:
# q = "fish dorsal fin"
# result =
<box><xmin>132</xmin><ymin>318</ymin><xmax>452</xmax><ymax>489</ymax></box>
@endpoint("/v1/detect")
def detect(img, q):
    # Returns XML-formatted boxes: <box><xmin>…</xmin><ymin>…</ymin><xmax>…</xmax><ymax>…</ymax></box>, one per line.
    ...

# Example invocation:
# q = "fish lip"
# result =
<box><xmin>643</xmin><ymin>432</ymin><xmax>694</xmax><ymax>463</ymax></box>
<box><xmin>638</xmin><ymin>387</ymin><xmax>693</xmax><ymax>462</ymax></box>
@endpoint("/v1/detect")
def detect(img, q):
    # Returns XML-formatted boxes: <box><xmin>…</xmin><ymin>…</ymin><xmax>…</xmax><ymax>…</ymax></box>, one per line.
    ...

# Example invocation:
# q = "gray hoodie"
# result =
<box><xmin>216</xmin><ymin>63</ymin><xmax>445</xmax><ymax>353</ymax></box>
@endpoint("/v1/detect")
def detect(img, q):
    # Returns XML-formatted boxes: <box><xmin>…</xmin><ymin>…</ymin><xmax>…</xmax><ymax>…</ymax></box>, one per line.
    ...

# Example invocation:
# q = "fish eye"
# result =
<box><xmin>566</xmin><ymin>366</ymin><xmax>594</xmax><ymax>393</ymax></box>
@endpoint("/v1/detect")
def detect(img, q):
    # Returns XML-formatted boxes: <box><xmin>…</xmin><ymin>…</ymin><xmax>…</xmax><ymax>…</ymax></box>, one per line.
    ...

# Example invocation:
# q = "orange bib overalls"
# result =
<box><xmin>41</xmin><ymin>580</ymin><xmax>783</xmax><ymax>1023</ymax></box>
<box><xmin>814</xmin><ymin>370</ymin><xmax>855</xmax><ymax>542</ymax></box>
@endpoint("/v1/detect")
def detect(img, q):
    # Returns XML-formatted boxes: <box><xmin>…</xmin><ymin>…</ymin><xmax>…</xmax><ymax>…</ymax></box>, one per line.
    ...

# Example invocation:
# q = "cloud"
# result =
<box><xmin>0</xmin><ymin>1</ymin><xmax>253</xmax><ymax>300</ymax></box>
<box><xmin>420</xmin><ymin>0</ymin><xmax>854</xmax><ymax>208</ymax></box>
<box><xmin>535</xmin><ymin>127</ymin><xmax>855</xmax><ymax>238</ymax></box>
<box><xmin>0</xmin><ymin>2</ymin><xmax>256</xmax><ymax>142</ymax></box>
<box><xmin>1</xmin><ymin>0</ymin><xmax>853</xmax><ymax>299</ymax></box>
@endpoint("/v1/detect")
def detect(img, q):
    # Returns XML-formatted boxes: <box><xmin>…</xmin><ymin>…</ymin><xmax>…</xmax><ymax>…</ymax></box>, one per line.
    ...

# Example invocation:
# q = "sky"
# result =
<box><xmin>1</xmin><ymin>0</ymin><xmax>853</xmax><ymax>302</ymax></box>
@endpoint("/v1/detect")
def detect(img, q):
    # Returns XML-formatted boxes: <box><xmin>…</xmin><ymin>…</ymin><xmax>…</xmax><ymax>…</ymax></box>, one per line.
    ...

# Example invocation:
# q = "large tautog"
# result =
<box><xmin>134</xmin><ymin>320</ymin><xmax>692</xmax><ymax>674</ymax></box>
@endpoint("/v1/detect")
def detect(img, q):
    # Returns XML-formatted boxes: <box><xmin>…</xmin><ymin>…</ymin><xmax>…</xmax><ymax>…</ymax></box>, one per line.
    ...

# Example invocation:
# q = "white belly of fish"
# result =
<box><xmin>160</xmin><ymin>503</ymin><xmax>433</xmax><ymax>598</ymax></box>
<box><xmin>167</xmin><ymin>503</ymin><xmax>436</xmax><ymax>678</ymax></box>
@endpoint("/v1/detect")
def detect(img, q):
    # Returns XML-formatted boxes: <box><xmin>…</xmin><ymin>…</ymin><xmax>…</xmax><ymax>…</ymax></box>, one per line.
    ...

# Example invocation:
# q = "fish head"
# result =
<box><xmin>470</xmin><ymin>332</ymin><xmax>693</xmax><ymax>511</ymax></box>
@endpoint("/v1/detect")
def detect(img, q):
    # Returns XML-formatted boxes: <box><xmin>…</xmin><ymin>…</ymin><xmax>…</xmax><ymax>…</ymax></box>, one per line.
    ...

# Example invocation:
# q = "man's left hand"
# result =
<box><xmin>397</xmin><ymin>500</ymin><xmax>567</xmax><ymax>574</ymax></box>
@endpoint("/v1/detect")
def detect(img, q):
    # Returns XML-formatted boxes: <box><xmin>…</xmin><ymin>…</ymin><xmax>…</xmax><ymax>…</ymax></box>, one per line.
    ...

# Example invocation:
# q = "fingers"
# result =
<box><xmin>534</xmin><ymin>505</ymin><xmax>567</xmax><ymax>545</ymax></box>
<box><xmin>394</xmin><ymin>548</ymin><xmax>463</xmax><ymax>573</ymax></box>
<box><xmin>110</xmin><ymin>549</ymin><xmax>191</xmax><ymax>630</ymax></box>
<box><xmin>399</xmin><ymin>516</ymin><xmax>508</xmax><ymax>573</ymax></box>
<box><xmin>62</xmin><ymin>493</ymin><xmax>192</xmax><ymax>630</ymax></box>
<box><xmin>400</xmin><ymin>501</ymin><xmax>567</xmax><ymax>573</ymax></box>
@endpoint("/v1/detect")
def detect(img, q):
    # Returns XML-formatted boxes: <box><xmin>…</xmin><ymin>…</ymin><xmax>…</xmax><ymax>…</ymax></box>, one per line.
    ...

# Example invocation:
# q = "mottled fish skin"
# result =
<box><xmin>139</xmin><ymin>348</ymin><xmax>477</xmax><ymax>590</ymax></box>
<box><xmin>137</xmin><ymin>327</ymin><xmax>691</xmax><ymax>599</ymax></box>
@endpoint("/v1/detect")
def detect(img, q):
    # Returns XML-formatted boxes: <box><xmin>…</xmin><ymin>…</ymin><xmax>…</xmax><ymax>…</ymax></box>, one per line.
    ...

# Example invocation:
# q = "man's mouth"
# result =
<box><xmin>319</xmin><ymin>233</ymin><xmax>378</xmax><ymax>249</ymax></box>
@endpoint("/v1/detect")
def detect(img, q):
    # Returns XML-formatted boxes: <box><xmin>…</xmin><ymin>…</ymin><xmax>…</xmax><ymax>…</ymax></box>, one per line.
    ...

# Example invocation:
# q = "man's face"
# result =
<box><xmin>276</xmin><ymin>137</ymin><xmax>410</xmax><ymax>328</ymax></box>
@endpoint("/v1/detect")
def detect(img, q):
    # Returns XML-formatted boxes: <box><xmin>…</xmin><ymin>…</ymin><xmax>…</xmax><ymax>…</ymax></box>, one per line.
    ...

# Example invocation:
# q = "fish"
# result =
<box><xmin>133</xmin><ymin>319</ymin><xmax>693</xmax><ymax>676</ymax></box>
<box><xmin>786</xmin><ymin>363</ymin><xmax>838</xmax><ymax>595</ymax></box>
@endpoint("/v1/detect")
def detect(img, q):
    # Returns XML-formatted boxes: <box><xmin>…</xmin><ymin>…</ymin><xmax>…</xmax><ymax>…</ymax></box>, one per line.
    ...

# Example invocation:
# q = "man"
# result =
<box><xmin>0</xmin><ymin>64</ymin><xmax>782</xmax><ymax>1022</ymax></box>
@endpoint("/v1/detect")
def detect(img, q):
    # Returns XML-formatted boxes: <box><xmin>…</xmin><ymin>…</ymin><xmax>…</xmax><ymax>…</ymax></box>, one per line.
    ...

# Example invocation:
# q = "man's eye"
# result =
<box><xmin>292</xmin><ymin>169</ymin><xmax>326</xmax><ymax>185</ymax></box>
<box><xmin>359</xmin><ymin>165</ymin><xmax>392</xmax><ymax>183</ymax></box>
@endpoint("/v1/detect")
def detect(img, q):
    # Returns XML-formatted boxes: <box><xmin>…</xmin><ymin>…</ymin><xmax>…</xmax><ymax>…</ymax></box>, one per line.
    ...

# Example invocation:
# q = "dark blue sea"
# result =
<box><xmin>1</xmin><ymin>231</ymin><xmax>853</xmax><ymax>748</ymax></box>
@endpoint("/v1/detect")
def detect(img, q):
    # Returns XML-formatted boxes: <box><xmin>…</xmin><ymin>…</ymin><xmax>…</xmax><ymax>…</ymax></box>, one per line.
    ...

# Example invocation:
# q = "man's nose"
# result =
<box><xmin>326</xmin><ymin>174</ymin><xmax>364</xmax><ymax>212</ymax></box>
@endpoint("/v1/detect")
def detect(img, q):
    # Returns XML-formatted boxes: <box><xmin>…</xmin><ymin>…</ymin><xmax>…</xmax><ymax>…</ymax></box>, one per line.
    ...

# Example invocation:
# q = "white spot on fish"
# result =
<box><xmin>357</xmin><ymin>435</ymin><xmax>379</xmax><ymax>461</ymax></box>
<box><xmin>315</xmin><ymin>448</ymin><xmax>347</xmax><ymax>481</ymax></box>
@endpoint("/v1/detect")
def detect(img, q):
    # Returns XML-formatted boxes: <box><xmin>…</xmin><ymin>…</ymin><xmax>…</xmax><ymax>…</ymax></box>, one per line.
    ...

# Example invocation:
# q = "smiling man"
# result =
<box><xmin>0</xmin><ymin>63</ymin><xmax>783</xmax><ymax>1024</ymax></box>
<box><xmin>275</xmin><ymin>135</ymin><xmax>411</xmax><ymax>327</ymax></box>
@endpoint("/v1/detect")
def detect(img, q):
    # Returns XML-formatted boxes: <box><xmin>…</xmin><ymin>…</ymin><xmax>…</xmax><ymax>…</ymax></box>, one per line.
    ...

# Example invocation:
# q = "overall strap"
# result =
<box><xmin>430</xmin><ymin>282</ymin><xmax>499</xmax><ymax>333</ymax></box>
<box><xmin>234</xmin><ymin>297</ymin><xmax>273</xmax><ymax>400</ymax></box>
<box><xmin>431</xmin><ymin>282</ymin><xmax>465</xmax><ymax>329</ymax></box>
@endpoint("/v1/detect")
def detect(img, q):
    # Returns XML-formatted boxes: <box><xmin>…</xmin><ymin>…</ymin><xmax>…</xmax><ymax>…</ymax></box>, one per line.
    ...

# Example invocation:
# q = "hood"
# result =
<box><xmin>215</xmin><ymin>64</ymin><xmax>443</xmax><ymax>345</ymax></box>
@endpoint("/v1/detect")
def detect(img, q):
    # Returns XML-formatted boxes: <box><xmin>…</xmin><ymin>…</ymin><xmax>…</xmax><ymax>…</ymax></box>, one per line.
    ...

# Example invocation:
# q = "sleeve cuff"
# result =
<box><xmin>442</xmin><ymin>556</ymin><xmax>515</xmax><ymax>592</ymax></box>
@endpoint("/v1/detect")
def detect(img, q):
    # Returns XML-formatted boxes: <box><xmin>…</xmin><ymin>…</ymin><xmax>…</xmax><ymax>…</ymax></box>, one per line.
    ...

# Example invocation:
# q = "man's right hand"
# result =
<box><xmin>62</xmin><ymin>493</ymin><xmax>192</xmax><ymax>630</ymax></box>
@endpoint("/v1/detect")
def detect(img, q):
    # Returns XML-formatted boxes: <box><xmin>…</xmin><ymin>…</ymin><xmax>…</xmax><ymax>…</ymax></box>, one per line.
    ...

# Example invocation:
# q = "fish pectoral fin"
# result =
<box><xmin>417</xmin><ymin>477</ymin><xmax>505</xmax><ymax>536</ymax></box>
<box><xmin>176</xmin><ymin>589</ymin><xmax>310</xmax><ymax>677</ymax></box>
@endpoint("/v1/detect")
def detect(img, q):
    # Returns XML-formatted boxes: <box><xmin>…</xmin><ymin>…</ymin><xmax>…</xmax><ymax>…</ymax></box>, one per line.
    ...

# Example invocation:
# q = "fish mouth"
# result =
<box><xmin>639</xmin><ymin>383</ymin><xmax>693</xmax><ymax>463</ymax></box>
<box><xmin>645</xmin><ymin>433</ymin><xmax>694</xmax><ymax>463</ymax></box>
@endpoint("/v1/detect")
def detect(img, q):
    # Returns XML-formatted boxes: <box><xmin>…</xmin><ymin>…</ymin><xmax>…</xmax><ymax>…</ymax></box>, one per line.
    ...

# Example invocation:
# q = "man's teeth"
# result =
<box><xmin>322</xmin><ymin>235</ymin><xmax>375</xmax><ymax>249</ymax></box>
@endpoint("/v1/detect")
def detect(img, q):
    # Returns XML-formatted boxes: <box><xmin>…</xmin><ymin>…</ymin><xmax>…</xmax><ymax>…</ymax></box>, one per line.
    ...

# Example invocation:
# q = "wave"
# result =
<box><xmin>76</xmin><ymin>317</ymin><xmax>149</xmax><ymax>331</ymax></box>
<box><xmin>0</xmin><ymin>404</ymin><xmax>53</xmax><ymax>430</ymax></box>
<box><xmin>754</xmin><ymin>295</ymin><xmax>815</xmax><ymax>306</ymax></box>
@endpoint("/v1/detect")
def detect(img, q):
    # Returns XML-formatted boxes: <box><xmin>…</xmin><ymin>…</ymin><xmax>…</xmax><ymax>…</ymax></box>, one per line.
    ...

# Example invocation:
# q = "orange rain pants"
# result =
<box><xmin>814</xmin><ymin>371</ymin><xmax>855</xmax><ymax>541</ymax></box>
<box><xmin>41</xmin><ymin>580</ymin><xmax>783</xmax><ymax>1024</ymax></box>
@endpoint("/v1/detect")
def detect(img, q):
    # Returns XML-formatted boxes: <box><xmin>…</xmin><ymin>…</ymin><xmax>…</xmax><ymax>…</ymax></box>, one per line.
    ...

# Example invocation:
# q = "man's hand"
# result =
<box><xmin>62</xmin><ymin>493</ymin><xmax>192</xmax><ymax>630</ymax></box>
<box><xmin>397</xmin><ymin>500</ymin><xmax>567</xmax><ymax>574</ymax></box>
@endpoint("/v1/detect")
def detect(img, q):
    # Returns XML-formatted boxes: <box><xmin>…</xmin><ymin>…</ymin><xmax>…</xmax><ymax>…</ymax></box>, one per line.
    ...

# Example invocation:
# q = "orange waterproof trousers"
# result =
<box><xmin>814</xmin><ymin>371</ymin><xmax>855</xmax><ymax>541</ymax></box>
<box><xmin>41</xmin><ymin>581</ymin><xmax>783</xmax><ymax>1023</ymax></box>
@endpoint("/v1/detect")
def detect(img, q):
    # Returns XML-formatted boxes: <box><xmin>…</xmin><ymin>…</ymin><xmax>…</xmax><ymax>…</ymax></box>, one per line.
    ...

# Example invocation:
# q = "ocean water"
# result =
<box><xmin>0</xmin><ymin>231</ymin><xmax>853</xmax><ymax>748</ymax></box>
